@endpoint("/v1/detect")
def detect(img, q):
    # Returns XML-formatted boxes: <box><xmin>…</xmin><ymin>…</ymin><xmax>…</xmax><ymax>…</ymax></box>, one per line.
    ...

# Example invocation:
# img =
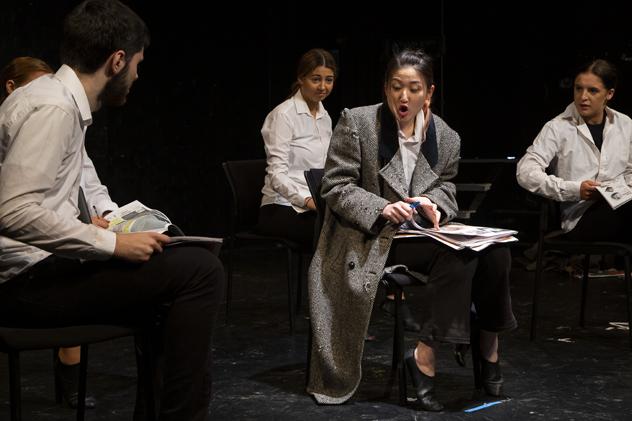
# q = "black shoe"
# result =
<box><xmin>55</xmin><ymin>356</ymin><xmax>97</xmax><ymax>409</ymax></box>
<box><xmin>404</xmin><ymin>349</ymin><xmax>443</xmax><ymax>412</ymax></box>
<box><xmin>480</xmin><ymin>358</ymin><xmax>504</xmax><ymax>397</ymax></box>
<box><xmin>381</xmin><ymin>299</ymin><xmax>421</xmax><ymax>332</ymax></box>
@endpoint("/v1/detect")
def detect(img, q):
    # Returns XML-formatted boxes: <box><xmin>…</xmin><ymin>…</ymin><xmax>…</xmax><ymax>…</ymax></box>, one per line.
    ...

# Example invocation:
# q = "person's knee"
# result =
<box><xmin>436</xmin><ymin>250</ymin><xmax>477</xmax><ymax>280</ymax></box>
<box><xmin>165</xmin><ymin>247</ymin><xmax>225</xmax><ymax>294</ymax></box>
<box><xmin>481</xmin><ymin>247</ymin><xmax>512</xmax><ymax>280</ymax></box>
<box><xmin>189</xmin><ymin>248</ymin><xmax>225</xmax><ymax>291</ymax></box>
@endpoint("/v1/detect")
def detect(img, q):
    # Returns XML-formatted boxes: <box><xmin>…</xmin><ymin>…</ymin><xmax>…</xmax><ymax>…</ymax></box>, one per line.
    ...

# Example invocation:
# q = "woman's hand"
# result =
<box><xmin>91</xmin><ymin>215</ymin><xmax>109</xmax><ymax>228</ymax></box>
<box><xmin>580</xmin><ymin>180</ymin><xmax>600</xmax><ymax>200</ymax></box>
<box><xmin>304</xmin><ymin>197</ymin><xmax>317</xmax><ymax>211</ymax></box>
<box><xmin>381</xmin><ymin>201</ymin><xmax>414</xmax><ymax>224</ymax></box>
<box><xmin>406</xmin><ymin>196</ymin><xmax>440</xmax><ymax>229</ymax></box>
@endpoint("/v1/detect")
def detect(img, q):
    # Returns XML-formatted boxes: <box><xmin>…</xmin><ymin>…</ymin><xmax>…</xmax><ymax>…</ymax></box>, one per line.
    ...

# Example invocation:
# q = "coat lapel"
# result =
<box><xmin>409</xmin><ymin>153</ymin><xmax>438</xmax><ymax>197</ymax></box>
<box><xmin>378</xmin><ymin>152</ymin><xmax>408</xmax><ymax>199</ymax></box>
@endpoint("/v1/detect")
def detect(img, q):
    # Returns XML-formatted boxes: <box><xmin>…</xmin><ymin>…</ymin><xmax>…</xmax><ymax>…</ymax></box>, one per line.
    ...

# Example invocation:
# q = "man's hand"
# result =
<box><xmin>381</xmin><ymin>201</ymin><xmax>414</xmax><ymax>224</ymax></box>
<box><xmin>113</xmin><ymin>232</ymin><xmax>171</xmax><ymax>262</ymax></box>
<box><xmin>406</xmin><ymin>196</ymin><xmax>441</xmax><ymax>229</ymax></box>
<box><xmin>580</xmin><ymin>180</ymin><xmax>601</xmax><ymax>200</ymax></box>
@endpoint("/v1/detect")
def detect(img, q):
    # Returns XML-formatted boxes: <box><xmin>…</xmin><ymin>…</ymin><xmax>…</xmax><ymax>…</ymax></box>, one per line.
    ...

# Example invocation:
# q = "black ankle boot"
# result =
<box><xmin>480</xmin><ymin>358</ymin><xmax>504</xmax><ymax>397</ymax></box>
<box><xmin>381</xmin><ymin>299</ymin><xmax>421</xmax><ymax>332</ymax></box>
<box><xmin>55</xmin><ymin>356</ymin><xmax>97</xmax><ymax>409</ymax></box>
<box><xmin>404</xmin><ymin>349</ymin><xmax>443</xmax><ymax>411</ymax></box>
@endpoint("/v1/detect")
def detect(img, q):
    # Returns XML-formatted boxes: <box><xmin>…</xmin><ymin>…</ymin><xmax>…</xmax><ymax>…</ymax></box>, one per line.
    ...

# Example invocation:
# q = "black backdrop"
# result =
<box><xmin>2</xmin><ymin>1</ymin><xmax>631</xmax><ymax>236</ymax></box>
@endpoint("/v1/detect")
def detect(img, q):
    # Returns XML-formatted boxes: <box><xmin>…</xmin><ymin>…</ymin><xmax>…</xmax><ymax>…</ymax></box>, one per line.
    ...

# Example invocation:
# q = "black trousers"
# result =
<box><xmin>388</xmin><ymin>239</ymin><xmax>517</xmax><ymax>343</ymax></box>
<box><xmin>0</xmin><ymin>245</ymin><xmax>224</xmax><ymax>421</ymax></box>
<box><xmin>565</xmin><ymin>199</ymin><xmax>632</xmax><ymax>242</ymax></box>
<box><xmin>256</xmin><ymin>204</ymin><xmax>316</xmax><ymax>250</ymax></box>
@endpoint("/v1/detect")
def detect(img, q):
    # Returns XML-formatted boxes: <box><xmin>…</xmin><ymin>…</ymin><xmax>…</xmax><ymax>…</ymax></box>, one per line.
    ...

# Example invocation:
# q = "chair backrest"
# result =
<box><xmin>304</xmin><ymin>168</ymin><xmax>325</xmax><ymax>233</ymax></box>
<box><xmin>223</xmin><ymin>159</ymin><xmax>267</xmax><ymax>232</ymax></box>
<box><xmin>528</xmin><ymin>193</ymin><xmax>563</xmax><ymax>245</ymax></box>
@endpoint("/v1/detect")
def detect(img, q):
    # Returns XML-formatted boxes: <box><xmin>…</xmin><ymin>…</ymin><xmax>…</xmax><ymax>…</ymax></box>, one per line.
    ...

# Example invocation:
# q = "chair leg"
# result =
<box><xmin>394</xmin><ymin>287</ymin><xmax>407</xmax><ymax>406</ymax></box>
<box><xmin>135</xmin><ymin>332</ymin><xmax>157</xmax><ymax>421</ymax></box>
<box><xmin>8</xmin><ymin>351</ymin><xmax>21</xmax><ymax>421</ymax></box>
<box><xmin>295</xmin><ymin>252</ymin><xmax>303</xmax><ymax>315</ymax></box>
<box><xmin>305</xmin><ymin>318</ymin><xmax>316</xmax><ymax>396</ymax></box>
<box><xmin>530</xmin><ymin>246</ymin><xmax>546</xmax><ymax>341</ymax></box>
<box><xmin>287</xmin><ymin>248</ymin><xmax>296</xmax><ymax>334</ymax></box>
<box><xmin>624</xmin><ymin>256</ymin><xmax>632</xmax><ymax>350</ymax></box>
<box><xmin>76</xmin><ymin>345</ymin><xmax>89</xmax><ymax>421</ymax></box>
<box><xmin>579</xmin><ymin>254</ymin><xmax>591</xmax><ymax>328</ymax></box>
<box><xmin>224</xmin><ymin>241</ymin><xmax>234</xmax><ymax>324</ymax></box>
<box><xmin>52</xmin><ymin>348</ymin><xmax>62</xmax><ymax>404</ymax></box>
<box><xmin>470</xmin><ymin>313</ymin><xmax>482</xmax><ymax>391</ymax></box>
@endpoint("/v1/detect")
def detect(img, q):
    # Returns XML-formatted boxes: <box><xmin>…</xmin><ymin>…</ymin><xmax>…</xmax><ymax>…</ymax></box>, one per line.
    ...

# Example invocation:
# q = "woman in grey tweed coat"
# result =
<box><xmin>307</xmin><ymin>49</ymin><xmax>516</xmax><ymax>411</ymax></box>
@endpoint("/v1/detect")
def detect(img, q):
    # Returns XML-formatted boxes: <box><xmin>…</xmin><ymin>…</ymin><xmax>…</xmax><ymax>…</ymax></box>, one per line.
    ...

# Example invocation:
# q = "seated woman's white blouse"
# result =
<box><xmin>517</xmin><ymin>103</ymin><xmax>632</xmax><ymax>232</ymax></box>
<box><xmin>260</xmin><ymin>90</ymin><xmax>331</xmax><ymax>213</ymax></box>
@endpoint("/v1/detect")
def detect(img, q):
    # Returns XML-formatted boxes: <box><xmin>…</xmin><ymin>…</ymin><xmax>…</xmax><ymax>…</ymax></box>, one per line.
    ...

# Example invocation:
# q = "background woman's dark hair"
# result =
<box><xmin>0</xmin><ymin>56</ymin><xmax>53</xmax><ymax>104</ymax></box>
<box><xmin>384</xmin><ymin>49</ymin><xmax>434</xmax><ymax>89</ymax></box>
<box><xmin>575</xmin><ymin>59</ymin><xmax>618</xmax><ymax>91</ymax></box>
<box><xmin>60</xmin><ymin>0</ymin><xmax>150</xmax><ymax>74</ymax></box>
<box><xmin>289</xmin><ymin>48</ymin><xmax>337</xmax><ymax>97</ymax></box>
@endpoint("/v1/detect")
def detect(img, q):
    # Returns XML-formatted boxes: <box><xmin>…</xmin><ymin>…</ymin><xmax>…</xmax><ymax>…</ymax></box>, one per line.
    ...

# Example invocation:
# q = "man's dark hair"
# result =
<box><xmin>60</xmin><ymin>0</ymin><xmax>150</xmax><ymax>73</ymax></box>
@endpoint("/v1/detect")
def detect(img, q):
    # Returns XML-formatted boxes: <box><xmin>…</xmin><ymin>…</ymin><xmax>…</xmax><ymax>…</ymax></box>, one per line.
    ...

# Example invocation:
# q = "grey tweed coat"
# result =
<box><xmin>307</xmin><ymin>103</ymin><xmax>461</xmax><ymax>404</ymax></box>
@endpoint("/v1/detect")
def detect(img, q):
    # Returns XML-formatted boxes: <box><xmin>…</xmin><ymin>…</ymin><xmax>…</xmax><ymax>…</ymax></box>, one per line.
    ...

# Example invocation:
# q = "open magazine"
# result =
<box><xmin>104</xmin><ymin>200</ymin><xmax>222</xmax><ymax>254</ymax></box>
<box><xmin>396</xmin><ymin>219</ymin><xmax>518</xmax><ymax>251</ymax></box>
<box><xmin>595</xmin><ymin>176</ymin><xmax>632</xmax><ymax>210</ymax></box>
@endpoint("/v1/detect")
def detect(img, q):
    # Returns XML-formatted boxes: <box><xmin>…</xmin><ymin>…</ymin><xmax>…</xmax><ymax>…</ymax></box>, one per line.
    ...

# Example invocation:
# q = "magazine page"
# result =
<box><xmin>403</xmin><ymin>219</ymin><xmax>517</xmax><ymax>238</ymax></box>
<box><xmin>595</xmin><ymin>176</ymin><xmax>632</xmax><ymax>210</ymax></box>
<box><xmin>396</xmin><ymin>220</ymin><xmax>518</xmax><ymax>251</ymax></box>
<box><xmin>104</xmin><ymin>200</ymin><xmax>172</xmax><ymax>234</ymax></box>
<box><xmin>167</xmin><ymin>236</ymin><xmax>223</xmax><ymax>255</ymax></box>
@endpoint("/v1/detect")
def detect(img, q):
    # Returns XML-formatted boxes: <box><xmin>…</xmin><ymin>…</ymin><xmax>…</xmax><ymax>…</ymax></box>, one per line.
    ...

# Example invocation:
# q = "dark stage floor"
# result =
<box><xmin>1</xmin><ymin>248</ymin><xmax>631</xmax><ymax>420</ymax></box>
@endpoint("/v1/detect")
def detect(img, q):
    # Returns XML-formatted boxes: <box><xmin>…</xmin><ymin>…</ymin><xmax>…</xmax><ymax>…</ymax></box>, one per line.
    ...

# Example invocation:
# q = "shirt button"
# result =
<box><xmin>348</xmin><ymin>262</ymin><xmax>355</xmax><ymax>270</ymax></box>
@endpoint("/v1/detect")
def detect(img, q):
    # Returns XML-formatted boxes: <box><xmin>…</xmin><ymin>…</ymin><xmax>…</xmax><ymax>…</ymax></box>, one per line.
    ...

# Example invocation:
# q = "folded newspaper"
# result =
<box><xmin>104</xmin><ymin>200</ymin><xmax>222</xmax><ymax>254</ymax></box>
<box><xmin>595</xmin><ymin>176</ymin><xmax>632</xmax><ymax>210</ymax></box>
<box><xmin>396</xmin><ymin>219</ymin><xmax>518</xmax><ymax>251</ymax></box>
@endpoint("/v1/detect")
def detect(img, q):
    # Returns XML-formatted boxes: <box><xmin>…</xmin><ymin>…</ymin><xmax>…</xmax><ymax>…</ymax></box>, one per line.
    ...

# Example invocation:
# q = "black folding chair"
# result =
<box><xmin>223</xmin><ymin>159</ymin><xmax>303</xmax><ymax>333</ymax></box>
<box><xmin>0</xmin><ymin>188</ymin><xmax>157</xmax><ymax>421</ymax></box>
<box><xmin>529</xmin><ymin>194</ymin><xmax>632</xmax><ymax>349</ymax></box>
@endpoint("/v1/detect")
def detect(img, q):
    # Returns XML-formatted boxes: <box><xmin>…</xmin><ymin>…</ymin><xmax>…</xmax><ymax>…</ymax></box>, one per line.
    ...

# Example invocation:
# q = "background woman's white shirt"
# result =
<box><xmin>517</xmin><ymin>103</ymin><xmax>632</xmax><ymax>231</ymax></box>
<box><xmin>260</xmin><ymin>90</ymin><xmax>331</xmax><ymax>212</ymax></box>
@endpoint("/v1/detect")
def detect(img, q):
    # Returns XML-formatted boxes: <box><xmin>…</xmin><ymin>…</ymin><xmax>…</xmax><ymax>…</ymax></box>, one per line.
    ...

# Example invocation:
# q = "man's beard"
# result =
<box><xmin>99</xmin><ymin>64</ymin><xmax>131</xmax><ymax>107</ymax></box>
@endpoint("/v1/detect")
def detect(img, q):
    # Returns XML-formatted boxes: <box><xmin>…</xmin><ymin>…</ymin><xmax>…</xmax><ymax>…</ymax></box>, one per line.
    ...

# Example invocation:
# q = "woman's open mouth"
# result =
<box><xmin>397</xmin><ymin>104</ymin><xmax>409</xmax><ymax>119</ymax></box>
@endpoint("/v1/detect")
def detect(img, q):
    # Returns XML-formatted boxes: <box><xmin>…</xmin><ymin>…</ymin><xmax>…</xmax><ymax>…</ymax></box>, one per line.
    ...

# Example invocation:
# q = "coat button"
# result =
<box><xmin>348</xmin><ymin>261</ymin><xmax>355</xmax><ymax>270</ymax></box>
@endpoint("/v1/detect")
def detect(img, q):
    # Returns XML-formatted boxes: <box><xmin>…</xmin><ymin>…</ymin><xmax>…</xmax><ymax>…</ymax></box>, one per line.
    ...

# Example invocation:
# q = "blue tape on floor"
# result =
<box><xmin>464</xmin><ymin>400</ymin><xmax>505</xmax><ymax>412</ymax></box>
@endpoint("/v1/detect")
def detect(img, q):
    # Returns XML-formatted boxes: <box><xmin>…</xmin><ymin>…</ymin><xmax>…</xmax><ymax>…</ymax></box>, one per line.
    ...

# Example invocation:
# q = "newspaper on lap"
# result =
<box><xmin>595</xmin><ymin>175</ymin><xmax>632</xmax><ymax>210</ymax></box>
<box><xmin>396</xmin><ymin>218</ymin><xmax>518</xmax><ymax>251</ymax></box>
<box><xmin>105</xmin><ymin>200</ymin><xmax>222</xmax><ymax>254</ymax></box>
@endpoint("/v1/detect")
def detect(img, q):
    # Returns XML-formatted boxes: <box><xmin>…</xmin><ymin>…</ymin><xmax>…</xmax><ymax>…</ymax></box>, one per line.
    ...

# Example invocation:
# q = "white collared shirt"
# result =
<box><xmin>260</xmin><ymin>90</ymin><xmax>332</xmax><ymax>212</ymax></box>
<box><xmin>0</xmin><ymin>65</ymin><xmax>117</xmax><ymax>283</ymax></box>
<box><xmin>517</xmin><ymin>102</ymin><xmax>632</xmax><ymax>231</ymax></box>
<box><xmin>398</xmin><ymin>110</ymin><xmax>425</xmax><ymax>190</ymax></box>
<box><xmin>81</xmin><ymin>151</ymin><xmax>118</xmax><ymax>217</ymax></box>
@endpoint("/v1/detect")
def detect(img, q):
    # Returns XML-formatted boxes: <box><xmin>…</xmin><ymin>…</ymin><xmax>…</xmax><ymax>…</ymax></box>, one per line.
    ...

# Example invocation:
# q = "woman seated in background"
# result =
<box><xmin>307</xmin><ymin>49</ymin><xmax>516</xmax><ymax>411</ymax></box>
<box><xmin>517</xmin><ymin>59</ymin><xmax>632</xmax><ymax>243</ymax></box>
<box><xmin>257</xmin><ymin>48</ymin><xmax>336</xmax><ymax>250</ymax></box>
